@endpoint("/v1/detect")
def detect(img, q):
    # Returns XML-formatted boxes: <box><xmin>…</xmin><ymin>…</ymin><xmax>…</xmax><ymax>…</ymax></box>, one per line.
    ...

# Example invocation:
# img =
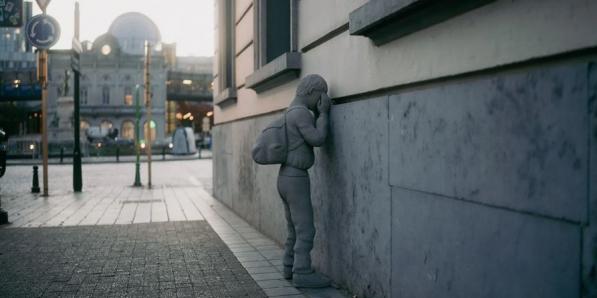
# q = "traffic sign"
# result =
<box><xmin>0</xmin><ymin>0</ymin><xmax>23</xmax><ymax>27</ymax></box>
<box><xmin>25</xmin><ymin>14</ymin><xmax>60</xmax><ymax>49</ymax></box>
<box><xmin>35</xmin><ymin>0</ymin><xmax>50</xmax><ymax>12</ymax></box>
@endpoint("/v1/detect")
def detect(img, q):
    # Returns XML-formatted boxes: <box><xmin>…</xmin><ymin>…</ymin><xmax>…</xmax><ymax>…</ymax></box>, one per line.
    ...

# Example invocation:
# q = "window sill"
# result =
<box><xmin>214</xmin><ymin>87</ymin><xmax>237</xmax><ymax>107</ymax></box>
<box><xmin>246</xmin><ymin>52</ymin><xmax>301</xmax><ymax>93</ymax></box>
<box><xmin>349</xmin><ymin>0</ymin><xmax>495</xmax><ymax>46</ymax></box>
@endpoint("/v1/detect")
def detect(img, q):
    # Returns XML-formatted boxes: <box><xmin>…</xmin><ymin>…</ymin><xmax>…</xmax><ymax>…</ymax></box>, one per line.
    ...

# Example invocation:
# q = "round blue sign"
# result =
<box><xmin>25</xmin><ymin>14</ymin><xmax>61</xmax><ymax>49</ymax></box>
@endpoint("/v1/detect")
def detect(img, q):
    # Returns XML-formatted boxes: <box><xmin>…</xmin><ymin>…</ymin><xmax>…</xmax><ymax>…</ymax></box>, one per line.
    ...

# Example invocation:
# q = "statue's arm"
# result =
<box><xmin>291</xmin><ymin>109</ymin><xmax>328</xmax><ymax>147</ymax></box>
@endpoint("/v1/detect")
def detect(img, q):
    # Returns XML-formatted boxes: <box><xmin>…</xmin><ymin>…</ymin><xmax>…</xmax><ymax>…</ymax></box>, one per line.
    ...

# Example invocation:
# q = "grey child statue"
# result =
<box><xmin>278</xmin><ymin>74</ymin><xmax>331</xmax><ymax>288</ymax></box>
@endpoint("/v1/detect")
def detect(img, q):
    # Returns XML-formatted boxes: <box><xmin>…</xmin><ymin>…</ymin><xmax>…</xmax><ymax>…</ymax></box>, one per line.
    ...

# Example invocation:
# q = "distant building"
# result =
<box><xmin>0</xmin><ymin>1</ymin><xmax>40</xmax><ymax>152</ymax></box>
<box><xmin>47</xmin><ymin>12</ymin><xmax>212</xmax><ymax>148</ymax></box>
<box><xmin>47</xmin><ymin>12</ymin><xmax>167</xmax><ymax>145</ymax></box>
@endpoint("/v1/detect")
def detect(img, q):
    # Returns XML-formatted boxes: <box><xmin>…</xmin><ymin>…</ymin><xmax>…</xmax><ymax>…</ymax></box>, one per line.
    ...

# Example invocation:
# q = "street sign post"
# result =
<box><xmin>0</xmin><ymin>0</ymin><xmax>24</xmax><ymax>27</ymax></box>
<box><xmin>26</xmin><ymin>10</ymin><xmax>59</xmax><ymax>196</ymax></box>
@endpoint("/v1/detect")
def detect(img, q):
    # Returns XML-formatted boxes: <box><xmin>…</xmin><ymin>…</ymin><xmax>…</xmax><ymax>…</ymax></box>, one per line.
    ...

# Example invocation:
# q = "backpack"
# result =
<box><xmin>251</xmin><ymin>106</ymin><xmax>306</xmax><ymax>165</ymax></box>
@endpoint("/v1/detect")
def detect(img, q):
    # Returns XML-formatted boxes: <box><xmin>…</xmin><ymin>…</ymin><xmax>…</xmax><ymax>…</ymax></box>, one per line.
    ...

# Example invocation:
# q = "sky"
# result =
<box><xmin>31</xmin><ymin>0</ymin><xmax>214</xmax><ymax>57</ymax></box>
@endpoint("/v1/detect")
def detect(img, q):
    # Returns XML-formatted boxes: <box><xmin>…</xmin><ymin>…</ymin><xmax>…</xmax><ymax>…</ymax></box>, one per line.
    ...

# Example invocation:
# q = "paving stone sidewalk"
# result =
<box><xmin>0</xmin><ymin>161</ymin><xmax>348</xmax><ymax>298</ymax></box>
<box><xmin>0</xmin><ymin>221</ymin><xmax>266</xmax><ymax>298</ymax></box>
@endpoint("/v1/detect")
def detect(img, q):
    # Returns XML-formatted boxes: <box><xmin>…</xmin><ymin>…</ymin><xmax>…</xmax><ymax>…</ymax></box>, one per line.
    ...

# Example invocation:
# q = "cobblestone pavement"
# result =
<box><xmin>0</xmin><ymin>161</ymin><xmax>347</xmax><ymax>298</ymax></box>
<box><xmin>0</xmin><ymin>221</ymin><xmax>266</xmax><ymax>298</ymax></box>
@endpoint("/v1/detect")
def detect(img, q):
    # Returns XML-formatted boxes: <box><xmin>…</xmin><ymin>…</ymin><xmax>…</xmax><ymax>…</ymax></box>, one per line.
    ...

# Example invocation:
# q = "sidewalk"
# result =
<box><xmin>0</xmin><ymin>161</ymin><xmax>348</xmax><ymax>298</ymax></box>
<box><xmin>6</xmin><ymin>150</ymin><xmax>213</xmax><ymax>166</ymax></box>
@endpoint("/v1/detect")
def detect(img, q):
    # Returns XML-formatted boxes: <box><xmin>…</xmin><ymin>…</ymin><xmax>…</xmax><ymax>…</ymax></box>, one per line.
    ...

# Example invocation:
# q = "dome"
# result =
<box><xmin>92</xmin><ymin>33</ymin><xmax>121</xmax><ymax>56</ymax></box>
<box><xmin>108</xmin><ymin>12</ymin><xmax>161</xmax><ymax>55</ymax></box>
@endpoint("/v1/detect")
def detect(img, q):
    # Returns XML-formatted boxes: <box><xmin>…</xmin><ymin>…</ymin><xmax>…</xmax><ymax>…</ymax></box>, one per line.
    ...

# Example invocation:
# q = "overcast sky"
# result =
<box><xmin>31</xmin><ymin>0</ymin><xmax>214</xmax><ymax>57</ymax></box>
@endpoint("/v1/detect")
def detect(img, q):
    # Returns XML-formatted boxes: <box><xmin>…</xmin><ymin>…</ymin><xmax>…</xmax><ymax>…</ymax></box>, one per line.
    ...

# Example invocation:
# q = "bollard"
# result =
<box><xmin>116</xmin><ymin>147</ymin><xmax>120</xmax><ymax>163</ymax></box>
<box><xmin>31</xmin><ymin>166</ymin><xmax>40</xmax><ymax>193</ymax></box>
<box><xmin>60</xmin><ymin>147</ymin><xmax>64</xmax><ymax>164</ymax></box>
<box><xmin>162</xmin><ymin>147</ymin><xmax>166</xmax><ymax>160</ymax></box>
<box><xmin>198</xmin><ymin>148</ymin><xmax>201</xmax><ymax>159</ymax></box>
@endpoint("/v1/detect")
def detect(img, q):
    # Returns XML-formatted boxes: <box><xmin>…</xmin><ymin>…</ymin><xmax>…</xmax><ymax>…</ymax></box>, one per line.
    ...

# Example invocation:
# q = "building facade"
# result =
<box><xmin>0</xmin><ymin>1</ymin><xmax>41</xmax><ymax>153</ymax></box>
<box><xmin>48</xmin><ymin>12</ymin><xmax>168</xmax><ymax>145</ymax></box>
<box><xmin>212</xmin><ymin>0</ymin><xmax>597</xmax><ymax>297</ymax></box>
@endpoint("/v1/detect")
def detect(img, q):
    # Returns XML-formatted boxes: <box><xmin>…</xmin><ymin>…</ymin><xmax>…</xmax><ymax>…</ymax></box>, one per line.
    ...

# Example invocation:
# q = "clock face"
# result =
<box><xmin>101</xmin><ymin>44</ymin><xmax>111</xmax><ymax>55</ymax></box>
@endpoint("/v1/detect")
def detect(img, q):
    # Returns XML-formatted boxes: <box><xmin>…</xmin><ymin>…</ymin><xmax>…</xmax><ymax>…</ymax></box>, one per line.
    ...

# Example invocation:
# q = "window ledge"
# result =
<box><xmin>246</xmin><ymin>52</ymin><xmax>301</xmax><ymax>93</ymax></box>
<box><xmin>349</xmin><ymin>0</ymin><xmax>495</xmax><ymax>46</ymax></box>
<box><xmin>214</xmin><ymin>87</ymin><xmax>237</xmax><ymax>107</ymax></box>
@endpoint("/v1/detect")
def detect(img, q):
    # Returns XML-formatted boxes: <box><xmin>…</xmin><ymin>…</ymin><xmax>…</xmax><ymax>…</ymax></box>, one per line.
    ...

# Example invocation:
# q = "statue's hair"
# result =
<box><xmin>296</xmin><ymin>74</ymin><xmax>327</xmax><ymax>96</ymax></box>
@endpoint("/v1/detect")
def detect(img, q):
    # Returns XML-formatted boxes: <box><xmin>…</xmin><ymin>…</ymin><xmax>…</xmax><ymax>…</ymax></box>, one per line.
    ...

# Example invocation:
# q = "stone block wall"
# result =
<box><xmin>213</xmin><ymin>57</ymin><xmax>597</xmax><ymax>297</ymax></box>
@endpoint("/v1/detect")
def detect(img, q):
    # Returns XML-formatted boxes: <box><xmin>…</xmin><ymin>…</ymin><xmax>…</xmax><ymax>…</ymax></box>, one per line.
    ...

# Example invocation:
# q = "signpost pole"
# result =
<box><xmin>39</xmin><ymin>49</ymin><xmax>49</xmax><ymax>196</ymax></box>
<box><xmin>144</xmin><ymin>41</ymin><xmax>152</xmax><ymax>188</ymax></box>
<box><xmin>72</xmin><ymin>2</ymin><xmax>82</xmax><ymax>192</ymax></box>
<box><xmin>28</xmin><ymin>0</ymin><xmax>58</xmax><ymax>197</ymax></box>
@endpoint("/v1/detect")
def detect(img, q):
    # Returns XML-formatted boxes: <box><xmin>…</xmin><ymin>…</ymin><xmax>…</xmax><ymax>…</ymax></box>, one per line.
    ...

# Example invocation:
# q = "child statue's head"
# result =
<box><xmin>296</xmin><ymin>74</ymin><xmax>328</xmax><ymax>111</ymax></box>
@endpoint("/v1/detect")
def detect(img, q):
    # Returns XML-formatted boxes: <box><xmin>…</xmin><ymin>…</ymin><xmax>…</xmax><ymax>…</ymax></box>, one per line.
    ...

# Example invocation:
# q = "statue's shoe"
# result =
<box><xmin>283</xmin><ymin>265</ymin><xmax>293</xmax><ymax>280</ymax></box>
<box><xmin>292</xmin><ymin>272</ymin><xmax>331</xmax><ymax>288</ymax></box>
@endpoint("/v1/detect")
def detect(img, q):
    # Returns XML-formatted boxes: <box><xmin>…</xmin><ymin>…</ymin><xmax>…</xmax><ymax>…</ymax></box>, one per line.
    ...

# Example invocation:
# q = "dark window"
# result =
<box><xmin>102</xmin><ymin>86</ymin><xmax>110</xmax><ymax>104</ymax></box>
<box><xmin>219</xmin><ymin>0</ymin><xmax>235</xmax><ymax>91</ymax></box>
<box><xmin>264</xmin><ymin>0</ymin><xmax>290</xmax><ymax>63</ymax></box>
<box><xmin>214</xmin><ymin>0</ymin><xmax>237</xmax><ymax>106</ymax></box>
<box><xmin>246</xmin><ymin>0</ymin><xmax>300</xmax><ymax>93</ymax></box>
<box><xmin>81</xmin><ymin>87</ymin><xmax>88</xmax><ymax>104</ymax></box>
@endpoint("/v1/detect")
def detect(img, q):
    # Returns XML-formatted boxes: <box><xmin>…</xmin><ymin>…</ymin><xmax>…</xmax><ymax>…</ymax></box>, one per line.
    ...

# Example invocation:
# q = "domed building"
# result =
<box><xmin>47</xmin><ymin>12</ymin><xmax>168</xmax><ymax>147</ymax></box>
<box><xmin>108</xmin><ymin>12</ymin><xmax>162</xmax><ymax>55</ymax></box>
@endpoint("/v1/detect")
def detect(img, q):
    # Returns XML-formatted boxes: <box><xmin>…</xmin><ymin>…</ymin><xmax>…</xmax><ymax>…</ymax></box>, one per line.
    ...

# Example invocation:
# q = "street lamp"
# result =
<box><xmin>29</xmin><ymin>143</ymin><xmax>35</xmax><ymax>160</ymax></box>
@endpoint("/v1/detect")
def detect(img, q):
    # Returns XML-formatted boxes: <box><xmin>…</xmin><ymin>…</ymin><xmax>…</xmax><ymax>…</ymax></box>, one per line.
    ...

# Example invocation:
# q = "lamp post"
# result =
<box><xmin>72</xmin><ymin>1</ymin><xmax>82</xmax><ymax>192</ymax></box>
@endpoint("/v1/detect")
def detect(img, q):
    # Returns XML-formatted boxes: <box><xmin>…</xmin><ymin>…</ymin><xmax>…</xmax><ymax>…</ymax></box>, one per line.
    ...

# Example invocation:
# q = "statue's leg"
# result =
<box><xmin>282</xmin><ymin>201</ymin><xmax>296</xmax><ymax>279</ymax></box>
<box><xmin>280</xmin><ymin>176</ymin><xmax>314</xmax><ymax>274</ymax></box>
<box><xmin>278</xmin><ymin>175</ymin><xmax>296</xmax><ymax>279</ymax></box>
<box><xmin>279</xmin><ymin>174</ymin><xmax>330</xmax><ymax>288</ymax></box>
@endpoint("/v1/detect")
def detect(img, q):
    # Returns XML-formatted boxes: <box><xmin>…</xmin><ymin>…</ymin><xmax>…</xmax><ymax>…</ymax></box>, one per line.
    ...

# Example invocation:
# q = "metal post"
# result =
<box><xmin>0</xmin><ymin>132</ymin><xmax>7</xmax><ymax>224</ymax></box>
<box><xmin>116</xmin><ymin>147</ymin><xmax>119</xmax><ymax>163</ymax></box>
<box><xmin>60</xmin><ymin>147</ymin><xmax>64</xmax><ymax>163</ymax></box>
<box><xmin>133</xmin><ymin>85</ymin><xmax>142</xmax><ymax>187</ymax></box>
<box><xmin>72</xmin><ymin>1</ymin><xmax>82</xmax><ymax>192</ymax></box>
<box><xmin>144</xmin><ymin>41</ymin><xmax>152</xmax><ymax>188</ymax></box>
<box><xmin>31</xmin><ymin>165</ymin><xmax>40</xmax><ymax>193</ymax></box>
<box><xmin>38</xmin><ymin>49</ymin><xmax>49</xmax><ymax>196</ymax></box>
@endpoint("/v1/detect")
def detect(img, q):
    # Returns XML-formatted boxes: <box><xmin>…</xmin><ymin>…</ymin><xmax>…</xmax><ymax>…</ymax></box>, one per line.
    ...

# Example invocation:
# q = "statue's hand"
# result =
<box><xmin>317</xmin><ymin>93</ymin><xmax>331</xmax><ymax>114</ymax></box>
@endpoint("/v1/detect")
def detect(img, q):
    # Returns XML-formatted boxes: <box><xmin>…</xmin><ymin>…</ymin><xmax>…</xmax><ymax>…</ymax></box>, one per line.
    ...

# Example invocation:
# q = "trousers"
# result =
<box><xmin>277</xmin><ymin>165</ymin><xmax>315</xmax><ymax>274</ymax></box>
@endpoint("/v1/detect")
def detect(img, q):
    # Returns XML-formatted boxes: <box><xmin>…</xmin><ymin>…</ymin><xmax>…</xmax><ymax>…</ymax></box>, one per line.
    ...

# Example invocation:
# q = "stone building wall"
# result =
<box><xmin>213</xmin><ymin>0</ymin><xmax>597</xmax><ymax>296</ymax></box>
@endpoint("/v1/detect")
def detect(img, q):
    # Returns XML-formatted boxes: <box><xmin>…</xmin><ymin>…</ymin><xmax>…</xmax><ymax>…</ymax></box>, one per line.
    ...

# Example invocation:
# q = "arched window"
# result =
<box><xmin>100</xmin><ymin>120</ymin><xmax>113</xmax><ymax>133</ymax></box>
<box><xmin>102</xmin><ymin>86</ymin><xmax>110</xmax><ymax>104</ymax></box>
<box><xmin>80</xmin><ymin>120</ymin><xmax>90</xmax><ymax>132</ymax></box>
<box><xmin>143</xmin><ymin>120</ymin><xmax>156</xmax><ymax>143</ymax></box>
<box><xmin>121</xmin><ymin>120</ymin><xmax>135</xmax><ymax>140</ymax></box>
<box><xmin>124</xmin><ymin>86</ymin><xmax>133</xmax><ymax>106</ymax></box>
